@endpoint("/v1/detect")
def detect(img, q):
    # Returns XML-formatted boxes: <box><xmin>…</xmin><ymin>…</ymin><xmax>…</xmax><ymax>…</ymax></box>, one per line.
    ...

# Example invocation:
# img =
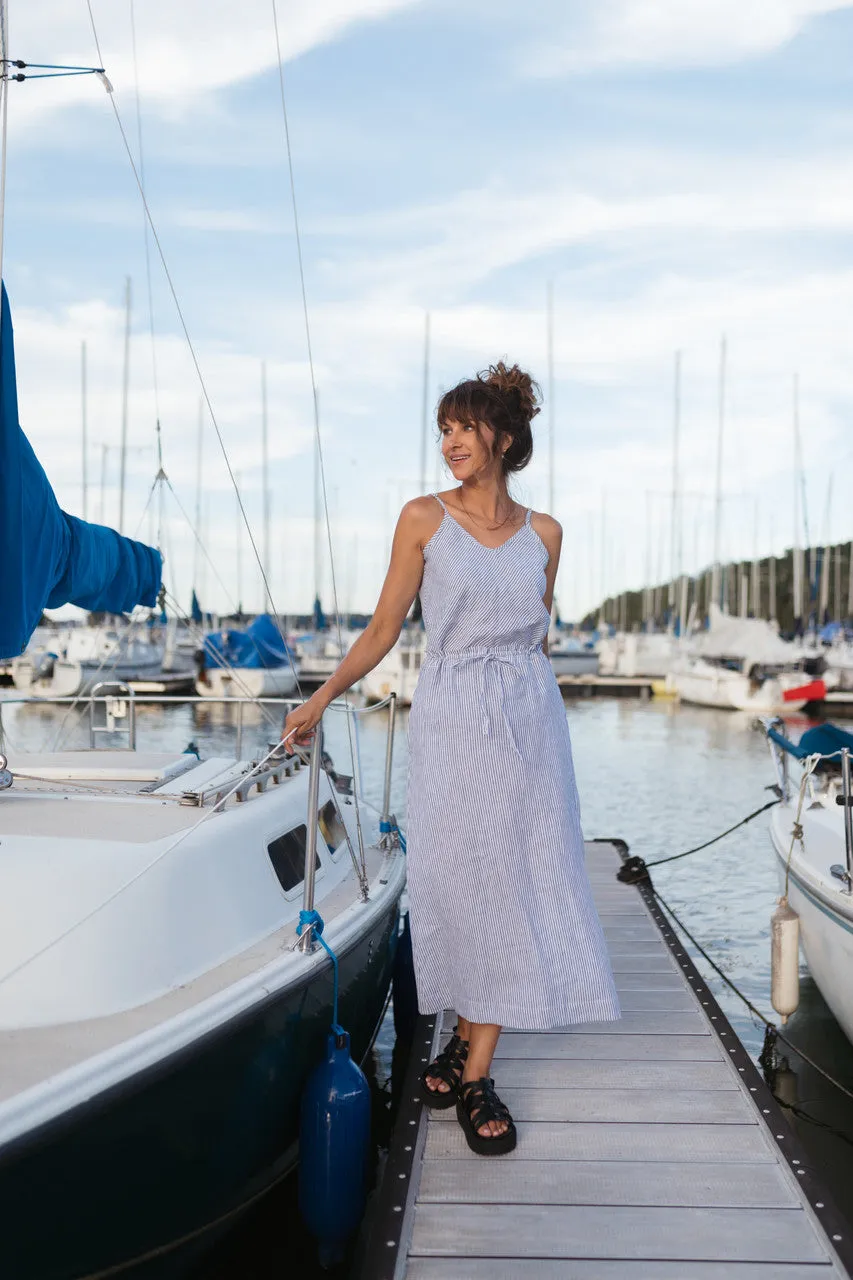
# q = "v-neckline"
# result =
<box><xmin>441</xmin><ymin>507</ymin><xmax>529</xmax><ymax>552</ymax></box>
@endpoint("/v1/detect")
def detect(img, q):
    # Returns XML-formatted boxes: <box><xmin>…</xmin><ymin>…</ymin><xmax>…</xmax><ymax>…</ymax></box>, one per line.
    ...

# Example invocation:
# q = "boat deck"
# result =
<box><xmin>362</xmin><ymin>840</ymin><xmax>852</xmax><ymax>1280</ymax></box>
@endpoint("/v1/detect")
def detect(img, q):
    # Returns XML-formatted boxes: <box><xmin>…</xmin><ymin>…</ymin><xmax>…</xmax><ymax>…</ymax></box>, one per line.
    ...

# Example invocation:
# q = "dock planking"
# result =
<box><xmin>365</xmin><ymin>840</ymin><xmax>850</xmax><ymax>1280</ymax></box>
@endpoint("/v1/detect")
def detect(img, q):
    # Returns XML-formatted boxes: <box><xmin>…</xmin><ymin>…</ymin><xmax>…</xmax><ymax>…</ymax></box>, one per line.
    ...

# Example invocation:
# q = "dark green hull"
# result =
<box><xmin>0</xmin><ymin>900</ymin><xmax>401</xmax><ymax>1280</ymax></box>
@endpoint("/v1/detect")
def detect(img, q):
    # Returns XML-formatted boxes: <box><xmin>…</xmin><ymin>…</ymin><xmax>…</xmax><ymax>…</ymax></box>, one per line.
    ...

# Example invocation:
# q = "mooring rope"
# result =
<box><xmin>644</xmin><ymin>878</ymin><xmax>853</xmax><ymax>1106</ymax></box>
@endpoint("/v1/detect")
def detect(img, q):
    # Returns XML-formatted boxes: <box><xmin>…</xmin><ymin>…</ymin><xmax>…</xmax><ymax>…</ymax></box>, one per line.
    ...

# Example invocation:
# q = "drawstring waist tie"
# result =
<box><xmin>423</xmin><ymin>644</ymin><xmax>542</xmax><ymax>760</ymax></box>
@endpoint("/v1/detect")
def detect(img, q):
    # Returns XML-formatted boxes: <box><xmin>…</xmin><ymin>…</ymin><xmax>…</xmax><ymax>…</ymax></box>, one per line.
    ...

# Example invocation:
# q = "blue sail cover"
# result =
<box><xmin>0</xmin><ymin>284</ymin><xmax>163</xmax><ymax>660</ymax></box>
<box><xmin>204</xmin><ymin>613</ymin><xmax>293</xmax><ymax>670</ymax></box>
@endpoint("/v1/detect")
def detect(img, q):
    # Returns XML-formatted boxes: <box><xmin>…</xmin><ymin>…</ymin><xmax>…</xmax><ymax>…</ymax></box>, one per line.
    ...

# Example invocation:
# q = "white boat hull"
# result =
<box><xmin>195</xmin><ymin>665</ymin><xmax>298</xmax><ymax>699</ymax></box>
<box><xmin>770</xmin><ymin>802</ymin><xmax>853</xmax><ymax>1045</ymax></box>
<box><xmin>672</xmin><ymin>662</ymin><xmax>811</xmax><ymax>712</ymax></box>
<box><xmin>549</xmin><ymin>651</ymin><xmax>599</xmax><ymax>678</ymax></box>
<box><xmin>12</xmin><ymin>657</ymin><xmax>165</xmax><ymax>700</ymax></box>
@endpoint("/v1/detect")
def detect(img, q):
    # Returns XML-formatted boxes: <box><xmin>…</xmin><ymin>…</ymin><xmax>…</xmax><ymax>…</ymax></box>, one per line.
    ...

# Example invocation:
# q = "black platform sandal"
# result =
<box><xmin>418</xmin><ymin>1027</ymin><xmax>469</xmax><ymax>1109</ymax></box>
<box><xmin>456</xmin><ymin>1077</ymin><xmax>517</xmax><ymax>1156</ymax></box>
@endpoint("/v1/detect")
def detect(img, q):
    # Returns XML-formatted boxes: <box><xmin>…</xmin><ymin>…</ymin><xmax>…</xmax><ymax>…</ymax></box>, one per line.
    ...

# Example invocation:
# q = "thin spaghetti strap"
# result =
<box><xmin>432</xmin><ymin>493</ymin><xmax>448</xmax><ymax>512</ymax></box>
<box><xmin>524</xmin><ymin>507</ymin><xmax>532</xmax><ymax>526</ymax></box>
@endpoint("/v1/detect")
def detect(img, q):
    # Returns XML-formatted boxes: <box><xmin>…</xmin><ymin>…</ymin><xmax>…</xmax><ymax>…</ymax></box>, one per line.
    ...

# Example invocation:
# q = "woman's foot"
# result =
<box><xmin>456</xmin><ymin>1077</ymin><xmax>517</xmax><ymax>1155</ymax></box>
<box><xmin>418</xmin><ymin>1027</ymin><xmax>469</xmax><ymax>1109</ymax></box>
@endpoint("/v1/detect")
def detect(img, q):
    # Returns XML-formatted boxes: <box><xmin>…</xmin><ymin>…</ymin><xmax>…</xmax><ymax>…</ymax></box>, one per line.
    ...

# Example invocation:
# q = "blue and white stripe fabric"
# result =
<box><xmin>405</xmin><ymin>496</ymin><xmax>621</xmax><ymax>1030</ymax></box>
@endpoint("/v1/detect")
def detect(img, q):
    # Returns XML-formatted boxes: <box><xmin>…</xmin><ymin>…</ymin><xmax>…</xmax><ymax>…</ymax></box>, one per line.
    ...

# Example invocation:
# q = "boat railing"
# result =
<box><xmin>0</xmin><ymin>690</ymin><xmax>400</xmax><ymax>826</ymax></box>
<box><xmin>763</xmin><ymin>716</ymin><xmax>790</xmax><ymax>800</ymax></box>
<box><xmin>89</xmin><ymin>680</ymin><xmax>137</xmax><ymax>750</ymax></box>
<box><xmin>297</xmin><ymin>722</ymin><xmax>325</xmax><ymax>954</ymax></box>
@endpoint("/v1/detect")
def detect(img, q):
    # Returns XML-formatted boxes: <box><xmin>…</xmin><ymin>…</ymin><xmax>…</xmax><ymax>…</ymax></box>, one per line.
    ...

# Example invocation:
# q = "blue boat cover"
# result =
<box><xmin>0</xmin><ymin>284</ymin><xmax>163</xmax><ymax>660</ymax></box>
<box><xmin>768</xmin><ymin>722</ymin><xmax>853</xmax><ymax>761</ymax></box>
<box><xmin>204</xmin><ymin>613</ymin><xmax>292</xmax><ymax>670</ymax></box>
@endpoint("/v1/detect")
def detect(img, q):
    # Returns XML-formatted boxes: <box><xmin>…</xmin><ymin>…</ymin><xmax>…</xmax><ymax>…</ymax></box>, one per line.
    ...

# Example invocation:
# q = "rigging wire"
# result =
<box><xmin>82</xmin><ymin>0</ymin><xmax>299</xmax><ymax>692</ymax></box>
<box><xmin>270</xmin><ymin>0</ymin><xmax>369</xmax><ymax>876</ymax></box>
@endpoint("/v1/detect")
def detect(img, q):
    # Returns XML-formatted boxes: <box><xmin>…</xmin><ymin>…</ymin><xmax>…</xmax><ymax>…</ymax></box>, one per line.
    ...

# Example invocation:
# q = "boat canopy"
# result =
<box><xmin>0</xmin><ymin>285</ymin><xmax>162</xmax><ymax>660</ymax></box>
<box><xmin>692</xmin><ymin>604</ymin><xmax>806</xmax><ymax>668</ymax></box>
<box><xmin>204</xmin><ymin>613</ymin><xmax>293</xmax><ymax>670</ymax></box>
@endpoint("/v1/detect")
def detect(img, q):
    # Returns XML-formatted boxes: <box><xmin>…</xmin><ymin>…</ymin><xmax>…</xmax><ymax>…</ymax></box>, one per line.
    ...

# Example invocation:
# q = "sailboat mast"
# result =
<box><xmin>792</xmin><ymin>374</ymin><xmax>803</xmax><ymax>629</ymax></box>
<box><xmin>192</xmin><ymin>398</ymin><xmax>204</xmax><ymax>593</ymax></box>
<box><xmin>118</xmin><ymin>276</ymin><xmax>132</xmax><ymax>533</ymax></box>
<box><xmin>547</xmin><ymin>280</ymin><xmax>555</xmax><ymax>516</ymax></box>
<box><xmin>99</xmin><ymin>444</ymin><xmax>109</xmax><ymax>524</ymax></box>
<box><xmin>711</xmin><ymin>336</ymin><xmax>726</xmax><ymax>612</ymax></box>
<box><xmin>235</xmin><ymin>469</ymin><xmax>243</xmax><ymax>613</ymax></box>
<box><xmin>419</xmin><ymin>312</ymin><xmax>430</xmax><ymax>494</ymax></box>
<box><xmin>669</xmin><ymin>350</ymin><xmax>681</xmax><ymax>629</ymax></box>
<box><xmin>81</xmin><ymin>339</ymin><xmax>88</xmax><ymax>520</ymax></box>
<box><xmin>751</xmin><ymin>499</ymin><xmax>759</xmax><ymax>618</ymax></box>
<box><xmin>313</xmin><ymin>391</ymin><xmax>322</xmax><ymax>614</ymax></box>
<box><xmin>819</xmin><ymin>475</ymin><xmax>832</xmax><ymax>625</ymax></box>
<box><xmin>261</xmin><ymin>361</ymin><xmax>270</xmax><ymax>610</ymax></box>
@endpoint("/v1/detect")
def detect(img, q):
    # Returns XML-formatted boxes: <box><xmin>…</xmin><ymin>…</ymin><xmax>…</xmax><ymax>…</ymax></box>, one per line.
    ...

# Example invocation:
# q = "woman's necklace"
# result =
<box><xmin>457</xmin><ymin>489</ymin><xmax>518</xmax><ymax>532</ymax></box>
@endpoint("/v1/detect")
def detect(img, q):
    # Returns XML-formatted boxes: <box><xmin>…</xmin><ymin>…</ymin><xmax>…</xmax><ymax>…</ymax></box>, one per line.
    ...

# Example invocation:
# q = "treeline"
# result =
<box><xmin>582</xmin><ymin>543</ymin><xmax>853</xmax><ymax>635</ymax></box>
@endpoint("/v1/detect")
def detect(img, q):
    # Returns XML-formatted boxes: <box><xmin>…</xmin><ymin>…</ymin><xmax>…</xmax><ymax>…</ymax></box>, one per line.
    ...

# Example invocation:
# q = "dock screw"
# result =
<box><xmin>817</xmin><ymin>1203</ymin><xmax>824</xmax><ymax>1209</ymax></box>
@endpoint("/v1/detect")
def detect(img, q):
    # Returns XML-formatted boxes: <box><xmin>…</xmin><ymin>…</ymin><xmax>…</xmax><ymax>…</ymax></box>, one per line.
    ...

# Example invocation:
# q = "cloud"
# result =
<box><xmin>7</xmin><ymin>0</ymin><xmax>422</xmax><ymax>128</ymax></box>
<box><xmin>526</xmin><ymin>0</ymin><xmax>852</xmax><ymax>75</ymax></box>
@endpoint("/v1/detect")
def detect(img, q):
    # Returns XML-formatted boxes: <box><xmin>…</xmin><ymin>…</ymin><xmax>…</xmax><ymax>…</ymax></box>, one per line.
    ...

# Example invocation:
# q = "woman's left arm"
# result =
<box><xmin>531</xmin><ymin>513</ymin><xmax>563</xmax><ymax>658</ymax></box>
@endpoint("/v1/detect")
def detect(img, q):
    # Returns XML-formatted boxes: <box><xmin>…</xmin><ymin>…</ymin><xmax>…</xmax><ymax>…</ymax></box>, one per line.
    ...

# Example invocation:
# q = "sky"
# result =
<box><xmin>7</xmin><ymin>0</ymin><xmax>853</xmax><ymax>621</ymax></box>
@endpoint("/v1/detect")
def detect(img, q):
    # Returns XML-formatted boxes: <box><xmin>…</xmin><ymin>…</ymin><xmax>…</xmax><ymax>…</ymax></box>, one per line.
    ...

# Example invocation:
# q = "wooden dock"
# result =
<box><xmin>556</xmin><ymin>675</ymin><xmax>656</xmax><ymax>698</ymax></box>
<box><xmin>361</xmin><ymin>840</ymin><xmax>852</xmax><ymax>1280</ymax></box>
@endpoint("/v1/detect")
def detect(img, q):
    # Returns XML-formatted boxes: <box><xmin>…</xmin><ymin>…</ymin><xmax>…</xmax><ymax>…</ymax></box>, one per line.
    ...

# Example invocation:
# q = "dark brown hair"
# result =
<box><xmin>436</xmin><ymin>361</ymin><xmax>541</xmax><ymax>475</ymax></box>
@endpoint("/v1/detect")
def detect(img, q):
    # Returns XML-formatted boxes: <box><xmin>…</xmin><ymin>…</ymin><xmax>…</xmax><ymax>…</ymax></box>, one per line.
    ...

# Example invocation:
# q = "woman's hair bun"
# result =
<box><xmin>481</xmin><ymin>361</ymin><xmax>541</xmax><ymax>425</ymax></box>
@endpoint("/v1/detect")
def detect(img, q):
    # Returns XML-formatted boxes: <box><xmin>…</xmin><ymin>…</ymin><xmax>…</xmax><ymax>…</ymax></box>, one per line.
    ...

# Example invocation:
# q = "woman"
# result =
<box><xmin>284</xmin><ymin>361</ymin><xmax>620</xmax><ymax>1157</ymax></box>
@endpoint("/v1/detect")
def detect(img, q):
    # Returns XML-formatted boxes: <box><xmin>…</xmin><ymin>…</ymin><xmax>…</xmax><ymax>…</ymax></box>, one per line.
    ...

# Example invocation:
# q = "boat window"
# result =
<box><xmin>401</xmin><ymin>651</ymin><xmax>410</xmax><ymax>670</ymax></box>
<box><xmin>319</xmin><ymin>798</ymin><xmax>347</xmax><ymax>855</ymax></box>
<box><xmin>267</xmin><ymin>825</ymin><xmax>320</xmax><ymax>894</ymax></box>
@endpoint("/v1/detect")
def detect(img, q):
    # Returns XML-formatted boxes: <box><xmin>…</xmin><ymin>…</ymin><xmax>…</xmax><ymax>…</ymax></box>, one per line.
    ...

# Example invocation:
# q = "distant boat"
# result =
<box><xmin>548</xmin><ymin>631</ymin><xmax>599</xmax><ymax>678</ymax></box>
<box><xmin>11</xmin><ymin>624</ymin><xmax>166</xmax><ymax>698</ymax></box>
<box><xmin>597</xmin><ymin>631</ymin><xmax>674</xmax><ymax>679</ymax></box>
<box><xmin>362</xmin><ymin>627</ymin><xmax>426</xmax><ymax>705</ymax></box>
<box><xmin>668</xmin><ymin>605</ymin><xmax>826</xmax><ymax>712</ymax></box>
<box><xmin>194</xmin><ymin>613</ymin><xmax>299</xmax><ymax>698</ymax></box>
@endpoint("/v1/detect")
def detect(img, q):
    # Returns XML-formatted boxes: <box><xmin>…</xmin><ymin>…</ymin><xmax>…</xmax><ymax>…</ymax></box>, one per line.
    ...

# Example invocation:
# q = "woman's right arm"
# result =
<box><xmin>282</xmin><ymin>497</ymin><xmax>439</xmax><ymax>747</ymax></box>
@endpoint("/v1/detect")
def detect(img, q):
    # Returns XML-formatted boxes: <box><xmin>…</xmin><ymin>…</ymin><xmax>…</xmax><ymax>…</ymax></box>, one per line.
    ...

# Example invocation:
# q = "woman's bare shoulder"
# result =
<box><xmin>399</xmin><ymin>495</ymin><xmax>445</xmax><ymax>548</ymax></box>
<box><xmin>530</xmin><ymin>510</ymin><xmax>563</xmax><ymax>542</ymax></box>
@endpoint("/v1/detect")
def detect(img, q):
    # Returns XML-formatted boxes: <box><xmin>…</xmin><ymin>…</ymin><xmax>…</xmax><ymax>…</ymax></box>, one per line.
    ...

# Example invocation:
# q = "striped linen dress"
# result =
<box><xmin>405</xmin><ymin>496</ymin><xmax>621</xmax><ymax>1030</ymax></box>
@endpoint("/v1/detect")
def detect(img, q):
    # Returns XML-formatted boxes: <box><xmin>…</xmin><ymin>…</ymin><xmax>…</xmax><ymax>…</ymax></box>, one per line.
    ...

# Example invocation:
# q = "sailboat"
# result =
<box><xmin>0</xmin><ymin>282</ymin><xmax>405</xmax><ymax>1276</ymax></box>
<box><xmin>761</xmin><ymin>719</ymin><xmax>853</xmax><ymax>1046</ymax></box>
<box><xmin>10</xmin><ymin>620</ymin><xmax>166</xmax><ymax>697</ymax></box>
<box><xmin>669</xmin><ymin>604</ymin><xmax>825</xmax><ymax>711</ymax></box>
<box><xmin>194</xmin><ymin>611</ymin><xmax>300</xmax><ymax>697</ymax></box>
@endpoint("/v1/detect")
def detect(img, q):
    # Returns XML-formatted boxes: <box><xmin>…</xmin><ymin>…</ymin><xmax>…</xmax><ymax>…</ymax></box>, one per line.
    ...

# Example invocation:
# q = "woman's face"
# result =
<box><xmin>440</xmin><ymin>418</ymin><xmax>504</xmax><ymax>482</ymax></box>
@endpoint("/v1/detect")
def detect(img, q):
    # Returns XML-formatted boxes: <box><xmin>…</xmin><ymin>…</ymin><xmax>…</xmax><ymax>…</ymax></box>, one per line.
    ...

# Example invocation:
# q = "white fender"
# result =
<box><xmin>770</xmin><ymin>897</ymin><xmax>800</xmax><ymax>1023</ymax></box>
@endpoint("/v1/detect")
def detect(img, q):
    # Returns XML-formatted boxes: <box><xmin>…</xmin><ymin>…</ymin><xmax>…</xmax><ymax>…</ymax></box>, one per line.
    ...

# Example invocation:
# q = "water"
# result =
<box><xmin>3</xmin><ymin>692</ymin><xmax>853</xmax><ymax>1269</ymax></box>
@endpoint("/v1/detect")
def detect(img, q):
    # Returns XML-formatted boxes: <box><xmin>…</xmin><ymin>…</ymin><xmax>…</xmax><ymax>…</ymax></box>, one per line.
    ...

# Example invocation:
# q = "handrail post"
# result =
<box><xmin>235</xmin><ymin>699</ymin><xmax>244</xmax><ymax>759</ymax></box>
<box><xmin>380</xmin><ymin>693</ymin><xmax>397</xmax><ymax>831</ymax></box>
<box><xmin>297</xmin><ymin>720</ymin><xmax>324</xmax><ymax>952</ymax></box>
<box><xmin>842</xmin><ymin>748</ymin><xmax>853</xmax><ymax>893</ymax></box>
